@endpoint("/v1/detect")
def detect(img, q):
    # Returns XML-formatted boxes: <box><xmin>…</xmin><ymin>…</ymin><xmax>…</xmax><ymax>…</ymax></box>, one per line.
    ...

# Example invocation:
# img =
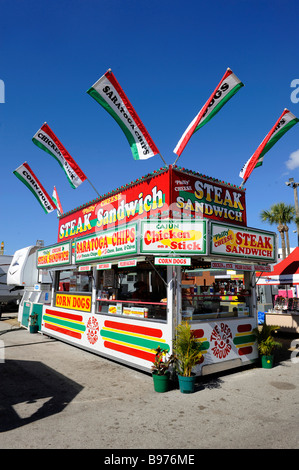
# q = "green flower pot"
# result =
<box><xmin>152</xmin><ymin>371</ymin><xmax>170</xmax><ymax>393</ymax></box>
<box><xmin>178</xmin><ymin>374</ymin><xmax>196</xmax><ymax>393</ymax></box>
<box><xmin>261</xmin><ymin>355</ymin><xmax>274</xmax><ymax>369</ymax></box>
<box><xmin>29</xmin><ymin>324</ymin><xmax>38</xmax><ymax>334</ymax></box>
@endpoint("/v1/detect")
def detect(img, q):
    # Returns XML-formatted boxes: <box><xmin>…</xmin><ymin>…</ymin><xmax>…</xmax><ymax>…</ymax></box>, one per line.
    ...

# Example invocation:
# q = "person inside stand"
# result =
<box><xmin>132</xmin><ymin>281</ymin><xmax>149</xmax><ymax>301</ymax></box>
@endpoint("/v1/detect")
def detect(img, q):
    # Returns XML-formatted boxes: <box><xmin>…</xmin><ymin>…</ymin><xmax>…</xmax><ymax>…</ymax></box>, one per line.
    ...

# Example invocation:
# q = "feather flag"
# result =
<box><xmin>240</xmin><ymin>109</ymin><xmax>299</xmax><ymax>185</ymax></box>
<box><xmin>173</xmin><ymin>68</ymin><xmax>244</xmax><ymax>158</ymax></box>
<box><xmin>87</xmin><ymin>69</ymin><xmax>160</xmax><ymax>161</ymax></box>
<box><xmin>52</xmin><ymin>186</ymin><xmax>63</xmax><ymax>216</ymax></box>
<box><xmin>32</xmin><ymin>123</ymin><xmax>87</xmax><ymax>189</ymax></box>
<box><xmin>13</xmin><ymin>162</ymin><xmax>56</xmax><ymax>214</ymax></box>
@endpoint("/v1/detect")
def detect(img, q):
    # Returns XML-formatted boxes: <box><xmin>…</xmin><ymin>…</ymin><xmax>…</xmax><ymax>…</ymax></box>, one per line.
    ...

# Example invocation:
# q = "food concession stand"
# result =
<box><xmin>38</xmin><ymin>165</ymin><xmax>277</xmax><ymax>375</ymax></box>
<box><xmin>257</xmin><ymin>247</ymin><xmax>299</xmax><ymax>333</ymax></box>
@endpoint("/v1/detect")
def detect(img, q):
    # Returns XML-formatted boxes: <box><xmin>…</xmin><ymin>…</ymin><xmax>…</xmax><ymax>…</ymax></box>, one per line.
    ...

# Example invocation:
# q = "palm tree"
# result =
<box><xmin>260</xmin><ymin>202</ymin><xmax>295</xmax><ymax>259</ymax></box>
<box><xmin>282</xmin><ymin>205</ymin><xmax>296</xmax><ymax>256</ymax></box>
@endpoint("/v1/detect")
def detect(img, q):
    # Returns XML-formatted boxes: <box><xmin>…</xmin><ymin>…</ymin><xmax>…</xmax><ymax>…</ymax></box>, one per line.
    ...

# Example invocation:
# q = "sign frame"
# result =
<box><xmin>210</xmin><ymin>222</ymin><xmax>276</xmax><ymax>262</ymax></box>
<box><xmin>74</xmin><ymin>222</ymin><xmax>138</xmax><ymax>264</ymax></box>
<box><xmin>140</xmin><ymin>219</ymin><xmax>207</xmax><ymax>255</ymax></box>
<box><xmin>154</xmin><ymin>257</ymin><xmax>191</xmax><ymax>266</ymax></box>
<box><xmin>37</xmin><ymin>241</ymin><xmax>72</xmax><ymax>268</ymax></box>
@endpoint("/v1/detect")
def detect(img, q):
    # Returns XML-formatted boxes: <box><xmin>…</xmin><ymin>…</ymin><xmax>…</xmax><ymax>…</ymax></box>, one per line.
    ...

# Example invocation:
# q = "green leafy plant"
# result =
<box><xmin>258</xmin><ymin>336</ymin><xmax>282</xmax><ymax>356</ymax></box>
<box><xmin>29</xmin><ymin>313</ymin><xmax>38</xmax><ymax>326</ymax></box>
<box><xmin>253</xmin><ymin>323</ymin><xmax>282</xmax><ymax>356</ymax></box>
<box><xmin>173</xmin><ymin>321</ymin><xmax>203</xmax><ymax>377</ymax></box>
<box><xmin>151</xmin><ymin>346</ymin><xmax>174</xmax><ymax>376</ymax></box>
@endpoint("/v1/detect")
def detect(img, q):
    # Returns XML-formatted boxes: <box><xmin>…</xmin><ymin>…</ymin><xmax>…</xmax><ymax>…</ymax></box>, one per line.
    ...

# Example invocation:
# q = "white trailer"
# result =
<box><xmin>7</xmin><ymin>245</ymin><xmax>52</xmax><ymax>328</ymax></box>
<box><xmin>0</xmin><ymin>254</ymin><xmax>24</xmax><ymax>317</ymax></box>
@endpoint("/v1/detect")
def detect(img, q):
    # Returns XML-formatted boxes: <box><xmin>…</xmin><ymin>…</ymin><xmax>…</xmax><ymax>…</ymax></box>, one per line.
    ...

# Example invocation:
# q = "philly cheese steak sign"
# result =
<box><xmin>173</xmin><ymin>169</ymin><xmax>246</xmax><ymax>226</ymax></box>
<box><xmin>210</xmin><ymin>222</ymin><xmax>276</xmax><ymax>261</ymax></box>
<box><xmin>37</xmin><ymin>242</ymin><xmax>71</xmax><ymax>268</ymax></box>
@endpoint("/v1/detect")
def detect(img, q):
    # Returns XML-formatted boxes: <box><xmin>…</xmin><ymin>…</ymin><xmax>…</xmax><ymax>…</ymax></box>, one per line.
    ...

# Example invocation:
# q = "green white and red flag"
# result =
<box><xmin>173</xmin><ymin>68</ymin><xmax>244</xmax><ymax>158</ymax></box>
<box><xmin>13</xmin><ymin>162</ymin><xmax>56</xmax><ymax>214</ymax></box>
<box><xmin>52</xmin><ymin>186</ymin><xmax>63</xmax><ymax>216</ymax></box>
<box><xmin>32</xmin><ymin>123</ymin><xmax>87</xmax><ymax>189</ymax></box>
<box><xmin>87</xmin><ymin>69</ymin><xmax>160</xmax><ymax>161</ymax></box>
<box><xmin>240</xmin><ymin>109</ymin><xmax>299</xmax><ymax>185</ymax></box>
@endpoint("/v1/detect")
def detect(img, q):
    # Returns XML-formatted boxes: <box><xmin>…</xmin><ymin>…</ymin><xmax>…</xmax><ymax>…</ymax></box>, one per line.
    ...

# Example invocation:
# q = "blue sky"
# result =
<box><xmin>1</xmin><ymin>0</ymin><xmax>299</xmax><ymax>255</ymax></box>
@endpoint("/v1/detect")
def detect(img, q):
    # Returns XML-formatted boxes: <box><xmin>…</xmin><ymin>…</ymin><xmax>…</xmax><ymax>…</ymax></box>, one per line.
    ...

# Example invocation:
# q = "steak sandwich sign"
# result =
<box><xmin>172</xmin><ymin>168</ymin><xmax>246</xmax><ymax>226</ymax></box>
<box><xmin>57</xmin><ymin>167</ymin><xmax>247</xmax><ymax>244</ymax></box>
<box><xmin>210</xmin><ymin>223</ymin><xmax>276</xmax><ymax>262</ymax></box>
<box><xmin>58</xmin><ymin>169</ymin><xmax>169</xmax><ymax>243</ymax></box>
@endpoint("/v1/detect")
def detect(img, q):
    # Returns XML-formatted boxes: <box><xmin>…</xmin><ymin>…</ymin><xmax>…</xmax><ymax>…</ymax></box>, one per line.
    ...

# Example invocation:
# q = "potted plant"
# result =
<box><xmin>253</xmin><ymin>323</ymin><xmax>281</xmax><ymax>369</ymax></box>
<box><xmin>173</xmin><ymin>321</ymin><xmax>203</xmax><ymax>393</ymax></box>
<box><xmin>28</xmin><ymin>313</ymin><xmax>39</xmax><ymax>334</ymax></box>
<box><xmin>151</xmin><ymin>346</ymin><xmax>174</xmax><ymax>393</ymax></box>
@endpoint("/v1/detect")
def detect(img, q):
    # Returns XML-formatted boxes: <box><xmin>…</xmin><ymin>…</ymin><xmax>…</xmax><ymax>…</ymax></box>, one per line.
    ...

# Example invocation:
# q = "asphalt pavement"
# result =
<box><xmin>0</xmin><ymin>312</ymin><xmax>298</xmax><ymax>452</ymax></box>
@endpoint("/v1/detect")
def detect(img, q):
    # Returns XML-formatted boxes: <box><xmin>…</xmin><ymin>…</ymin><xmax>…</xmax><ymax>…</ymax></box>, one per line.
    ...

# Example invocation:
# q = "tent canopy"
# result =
<box><xmin>257</xmin><ymin>247</ymin><xmax>299</xmax><ymax>285</ymax></box>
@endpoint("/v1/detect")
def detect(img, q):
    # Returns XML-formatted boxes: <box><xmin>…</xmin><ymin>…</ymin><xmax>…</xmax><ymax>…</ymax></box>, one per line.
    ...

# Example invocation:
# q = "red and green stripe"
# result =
<box><xmin>233</xmin><ymin>323</ymin><xmax>255</xmax><ymax>356</ymax></box>
<box><xmin>87</xmin><ymin>69</ymin><xmax>159</xmax><ymax>161</ymax></box>
<box><xmin>240</xmin><ymin>109</ymin><xmax>299</xmax><ymax>184</ymax></box>
<box><xmin>100</xmin><ymin>320</ymin><xmax>169</xmax><ymax>363</ymax></box>
<box><xmin>43</xmin><ymin>308</ymin><xmax>86</xmax><ymax>340</ymax></box>
<box><xmin>174</xmin><ymin>68</ymin><xmax>243</xmax><ymax>157</ymax></box>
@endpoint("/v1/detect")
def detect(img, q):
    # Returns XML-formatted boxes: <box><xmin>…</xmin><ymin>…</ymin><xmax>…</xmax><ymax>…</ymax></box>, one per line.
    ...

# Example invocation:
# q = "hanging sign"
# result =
<box><xmin>118</xmin><ymin>259</ymin><xmax>137</xmax><ymax>268</ymax></box>
<box><xmin>154</xmin><ymin>257</ymin><xmax>191</xmax><ymax>266</ymax></box>
<box><xmin>140</xmin><ymin>220</ymin><xmax>206</xmax><ymax>255</ymax></box>
<box><xmin>97</xmin><ymin>263</ymin><xmax>112</xmax><ymax>270</ymax></box>
<box><xmin>78</xmin><ymin>265</ymin><xmax>92</xmax><ymax>272</ymax></box>
<box><xmin>37</xmin><ymin>242</ymin><xmax>71</xmax><ymax>268</ymax></box>
<box><xmin>210</xmin><ymin>223</ymin><xmax>276</xmax><ymax>262</ymax></box>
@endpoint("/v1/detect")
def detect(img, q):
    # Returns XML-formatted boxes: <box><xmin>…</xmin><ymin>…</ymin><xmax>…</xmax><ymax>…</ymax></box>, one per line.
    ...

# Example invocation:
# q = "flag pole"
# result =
<box><xmin>86</xmin><ymin>178</ymin><xmax>101</xmax><ymax>197</ymax></box>
<box><xmin>158</xmin><ymin>153</ymin><xmax>167</xmax><ymax>165</ymax></box>
<box><xmin>173</xmin><ymin>153</ymin><xmax>181</xmax><ymax>165</ymax></box>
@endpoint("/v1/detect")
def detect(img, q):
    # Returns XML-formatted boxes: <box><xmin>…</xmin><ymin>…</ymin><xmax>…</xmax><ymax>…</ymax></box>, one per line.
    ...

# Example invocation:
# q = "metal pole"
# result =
<box><xmin>292</xmin><ymin>182</ymin><xmax>299</xmax><ymax>247</ymax></box>
<box><xmin>285</xmin><ymin>178</ymin><xmax>299</xmax><ymax>247</ymax></box>
<box><xmin>86</xmin><ymin>178</ymin><xmax>100</xmax><ymax>198</ymax></box>
<box><xmin>158</xmin><ymin>153</ymin><xmax>167</xmax><ymax>165</ymax></box>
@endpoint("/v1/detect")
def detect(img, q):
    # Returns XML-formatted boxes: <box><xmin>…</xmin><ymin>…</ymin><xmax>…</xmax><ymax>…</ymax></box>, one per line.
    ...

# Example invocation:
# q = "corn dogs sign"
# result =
<box><xmin>55</xmin><ymin>293</ymin><xmax>91</xmax><ymax>312</ymax></box>
<box><xmin>211</xmin><ymin>223</ymin><xmax>276</xmax><ymax>261</ymax></box>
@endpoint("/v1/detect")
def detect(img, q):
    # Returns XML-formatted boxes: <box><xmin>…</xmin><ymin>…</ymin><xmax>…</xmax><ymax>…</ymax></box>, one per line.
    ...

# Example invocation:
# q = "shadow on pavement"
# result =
<box><xmin>0</xmin><ymin>359</ymin><xmax>83</xmax><ymax>432</ymax></box>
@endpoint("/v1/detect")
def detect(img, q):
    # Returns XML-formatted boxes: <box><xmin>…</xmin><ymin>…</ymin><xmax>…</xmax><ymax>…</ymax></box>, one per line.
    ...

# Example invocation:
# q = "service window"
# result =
<box><xmin>181</xmin><ymin>267</ymin><xmax>253</xmax><ymax>321</ymax></box>
<box><xmin>96</xmin><ymin>261</ymin><xmax>167</xmax><ymax>321</ymax></box>
<box><xmin>55</xmin><ymin>269</ymin><xmax>93</xmax><ymax>293</ymax></box>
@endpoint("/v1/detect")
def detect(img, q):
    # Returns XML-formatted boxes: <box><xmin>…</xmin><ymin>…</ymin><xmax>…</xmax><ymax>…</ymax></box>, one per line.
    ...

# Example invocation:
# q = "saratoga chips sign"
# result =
<box><xmin>210</xmin><ymin>223</ymin><xmax>276</xmax><ymax>261</ymax></box>
<box><xmin>75</xmin><ymin>223</ymin><xmax>137</xmax><ymax>263</ymax></box>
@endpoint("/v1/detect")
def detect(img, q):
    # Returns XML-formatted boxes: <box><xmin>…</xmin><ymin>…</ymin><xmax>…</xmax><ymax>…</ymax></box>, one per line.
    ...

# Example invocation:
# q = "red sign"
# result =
<box><xmin>57</xmin><ymin>167</ymin><xmax>247</xmax><ymax>243</ymax></box>
<box><xmin>171</xmin><ymin>168</ymin><xmax>246</xmax><ymax>226</ymax></box>
<box><xmin>58</xmin><ymin>170</ymin><xmax>170</xmax><ymax>242</ymax></box>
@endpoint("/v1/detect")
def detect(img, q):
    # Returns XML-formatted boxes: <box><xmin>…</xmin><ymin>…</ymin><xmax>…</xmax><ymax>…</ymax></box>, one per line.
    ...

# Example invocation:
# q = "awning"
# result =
<box><xmin>257</xmin><ymin>247</ymin><xmax>299</xmax><ymax>285</ymax></box>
